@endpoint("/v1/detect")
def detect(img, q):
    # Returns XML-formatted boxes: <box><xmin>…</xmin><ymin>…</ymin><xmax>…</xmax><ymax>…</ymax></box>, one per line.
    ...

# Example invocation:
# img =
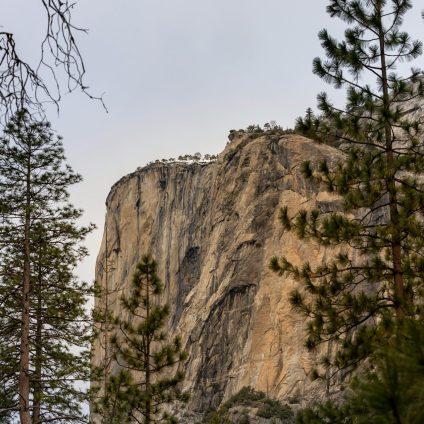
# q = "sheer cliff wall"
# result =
<box><xmin>93</xmin><ymin>132</ymin><xmax>343</xmax><ymax>412</ymax></box>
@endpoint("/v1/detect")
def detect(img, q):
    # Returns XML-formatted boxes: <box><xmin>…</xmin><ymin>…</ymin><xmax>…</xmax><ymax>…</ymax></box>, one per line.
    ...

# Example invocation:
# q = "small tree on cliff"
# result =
<box><xmin>94</xmin><ymin>255</ymin><xmax>188</xmax><ymax>424</ymax></box>
<box><xmin>271</xmin><ymin>0</ymin><xmax>424</xmax><ymax>380</ymax></box>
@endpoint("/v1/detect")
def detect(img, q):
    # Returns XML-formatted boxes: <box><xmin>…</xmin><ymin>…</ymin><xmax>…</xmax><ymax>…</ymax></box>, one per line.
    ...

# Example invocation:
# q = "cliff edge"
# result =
<box><xmin>93</xmin><ymin>131</ymin><xmax>343</xmax><ymax>413</ymax></box>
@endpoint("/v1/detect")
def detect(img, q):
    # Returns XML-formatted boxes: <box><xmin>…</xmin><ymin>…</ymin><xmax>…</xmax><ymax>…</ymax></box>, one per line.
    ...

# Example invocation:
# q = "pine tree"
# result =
<box><xmin>271</xmin><ymin>0</ymin><xmax>424</xmax><ymax>380</ymax></box>
<box><xmin>296</xmin><ymin>320</ymin><xmax>424</xmax><ymax>424</ymax></box>
<box><xmin>0</xmin><ymin>245</ymin><xmax>21</xmax><ymax>423</ymax></box>
<box><xmin>0</xmin><ymin>110</ymin><xmax>94</xmax><ymax>422</ymax></box>
<box><xmin>93</xmin><ymin>255</ymin><xmax>188</xmax><ymax>424</ymax></box>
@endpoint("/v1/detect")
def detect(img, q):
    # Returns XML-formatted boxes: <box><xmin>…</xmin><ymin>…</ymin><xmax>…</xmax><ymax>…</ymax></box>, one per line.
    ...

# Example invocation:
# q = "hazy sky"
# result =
<box><xmin>2</xmin><ymin>1</ymin><xmax>424</xmax><ymax>284</ymax></box>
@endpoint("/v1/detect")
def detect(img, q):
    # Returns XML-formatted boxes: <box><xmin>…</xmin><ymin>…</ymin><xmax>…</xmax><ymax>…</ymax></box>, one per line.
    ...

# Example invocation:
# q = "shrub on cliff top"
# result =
<box><xmin>202</xmin><ymin>387</ymin><xmax>294</xmax><ymax>424</ymax></box>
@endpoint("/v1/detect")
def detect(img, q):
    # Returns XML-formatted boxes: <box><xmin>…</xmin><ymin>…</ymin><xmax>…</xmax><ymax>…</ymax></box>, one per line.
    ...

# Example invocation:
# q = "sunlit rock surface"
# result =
<box><xmin>93</xmin><ymin>132</ymin><xmax>344</xmax><ymax>414</ymax></box>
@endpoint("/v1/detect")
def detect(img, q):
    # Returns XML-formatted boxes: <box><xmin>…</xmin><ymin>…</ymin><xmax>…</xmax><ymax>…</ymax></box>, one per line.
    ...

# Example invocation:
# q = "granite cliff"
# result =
<box><xmin>92</xmin><ymin>131</ymin><xmax>344</xmax><ymax>416</ymax></box>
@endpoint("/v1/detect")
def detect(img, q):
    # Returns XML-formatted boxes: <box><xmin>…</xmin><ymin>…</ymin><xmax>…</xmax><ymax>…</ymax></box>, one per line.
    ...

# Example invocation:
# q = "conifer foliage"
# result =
<box><xmin>94</xmin><ymin>255</ymin><xmax>188</xmax><ymax>424</ymax></box>
<box><xmin>296</xmin><ymin>320</ymin><xmax>424</xmax><ymax>424</ymax></box>
<box><xmin>271</xmin><ymin>0</ymin><xmax>424</xmax><ymax>378</ymax></box>
<box><xmin>0</xmin><ymin>110</ymin><xmax>94</xmax><ymax>423</ymax></box>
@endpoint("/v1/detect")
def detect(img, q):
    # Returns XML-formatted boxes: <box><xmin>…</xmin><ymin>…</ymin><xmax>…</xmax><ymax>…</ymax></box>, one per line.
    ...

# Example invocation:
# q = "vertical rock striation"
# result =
<box><xmin>93</xmin><ymin>132</ymin><xmax>344</xmax><ymax>412</ymax></box>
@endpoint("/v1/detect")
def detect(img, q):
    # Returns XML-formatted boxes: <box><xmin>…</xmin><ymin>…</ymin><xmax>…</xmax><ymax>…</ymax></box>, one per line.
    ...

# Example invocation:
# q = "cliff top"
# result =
<box><xmin>105</xmin><ymin>130</ymin><xmax>340</xmax><ymax>206</ymax></box>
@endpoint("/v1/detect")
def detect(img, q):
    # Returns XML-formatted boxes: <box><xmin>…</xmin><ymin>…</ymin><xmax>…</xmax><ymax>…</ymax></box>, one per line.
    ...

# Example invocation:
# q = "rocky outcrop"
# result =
<box><xmin>93</xmin><ymin>131</ymin><xmax>344</xmax><ymax>414</ymax></box>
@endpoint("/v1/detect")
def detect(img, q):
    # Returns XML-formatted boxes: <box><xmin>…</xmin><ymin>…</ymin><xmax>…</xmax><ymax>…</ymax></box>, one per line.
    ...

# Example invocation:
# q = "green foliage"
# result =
<box><xmin>238</xmin><ymin>415</ymin><xmax>250</xmax><ymax>424</ymax></box>
<box><xmin>203</xmin><ymin>387</ymin><xmax>293</xmax><ymax>424</ymax></box>
<box><xmin>242</xmin><ymin>123</ymin><xmax>294</xmax><ymax>140</ymax></box>
<box><xmin>296</xmin><ymin>320</ymin><xmax>424</xmax><ymax>424</ymax></box>
<box><xmin>223</xmin><ymin>386</ymin><xmax>266</xmax><ymax>408</ymax></box>
<box><xmin>271</xmin><ymin>0</ymin><xmax>424</xmax><ymax>381</ymax></box>
<box><xmin>257</xmin><ymin>398</ymin><xmax>293</xmax><ymax>421</ymax></box>
<box><xmin>295</xmin><ymin>108</ymin><xmax>323</xmax><ymax>143</ymax></box>
<box><xmin>0</xmin><ymin>110</ymin><xmax>94</xmax><ymax>422</ymax></box>
<box><xmin>145</xmin><ymin>153</ymin><xmax>217</xmax><ymax>166</ymax></box>
<box><xmin>349</xmin><ymin>320</ymin><xmax>424</xmax><ymax>423</ymax></box>
<box><xmin>93</xmin><ymin>255</ymin><xmax>188</xmax><ymax>423</ymax></box>
<box><xmin>296</xmin><ymin>401</ymin><xmax>352</xmax><ymax>424</ymax></box>
<box><xmin>296</xmin><ymin>107</ymin><xmax>346</xmax><ymax>147</ymax></box>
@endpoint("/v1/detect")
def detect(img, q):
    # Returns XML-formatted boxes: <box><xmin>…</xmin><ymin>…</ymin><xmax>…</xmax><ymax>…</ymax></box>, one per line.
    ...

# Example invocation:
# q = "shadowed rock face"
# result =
<box><xmin>93</xmin><ymin>132</ymin><xmax>343</xmax><ymax>412</ymax></box>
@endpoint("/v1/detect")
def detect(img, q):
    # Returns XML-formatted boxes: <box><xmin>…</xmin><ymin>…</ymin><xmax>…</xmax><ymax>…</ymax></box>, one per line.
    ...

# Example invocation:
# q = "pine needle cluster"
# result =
<box><xmin>93</xmin><ymin>255</ymin><xmax>188</xmax><ymax>424</ymax></box>
<box><xmin>271</xmin><ymin>0</ymin><xmax>424</xmax><ymax>381</ymax></box>
<box><xmin>296</xmin><ymin>320</ymin><xmax>424</xmax><ymax>424</ymax></box>
<box><xmin>0</xmin><ymin>110</ymin><xmax>94</xmax><ymax>423</ymax></box>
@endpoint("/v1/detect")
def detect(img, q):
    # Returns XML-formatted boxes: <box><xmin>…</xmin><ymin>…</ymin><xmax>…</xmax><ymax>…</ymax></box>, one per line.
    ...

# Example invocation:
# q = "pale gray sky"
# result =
<box><xmin>2</xmin><ymin>1</ymin><xmax>424</xmax><ymax>284</ymax></box>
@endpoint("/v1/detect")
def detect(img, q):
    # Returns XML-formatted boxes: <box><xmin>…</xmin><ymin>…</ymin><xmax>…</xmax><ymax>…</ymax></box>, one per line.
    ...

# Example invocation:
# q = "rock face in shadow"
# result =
<box><xmin>93</xmin><ymin>132</ymin><xmax>344</xmax><ymax>413</ymax></box>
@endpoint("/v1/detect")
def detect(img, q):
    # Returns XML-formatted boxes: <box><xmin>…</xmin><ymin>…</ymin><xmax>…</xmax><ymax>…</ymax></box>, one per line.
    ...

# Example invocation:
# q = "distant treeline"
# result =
<box><xmin>228</xmin><ymin>122</ymin><xmax>295</xmax><ymax>142</ymax></box>
<box><xmin>146</xmin><ymin>152</ymin><xmax>218</xmax><ymax>166</ymax></box>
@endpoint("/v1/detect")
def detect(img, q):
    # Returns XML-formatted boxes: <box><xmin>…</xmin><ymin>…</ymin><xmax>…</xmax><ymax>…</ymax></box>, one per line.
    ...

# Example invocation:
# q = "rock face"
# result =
<box><xmin>93</xmin><ymin>132</ymin><xmax>343</xmax><ymax>413</ymax></box>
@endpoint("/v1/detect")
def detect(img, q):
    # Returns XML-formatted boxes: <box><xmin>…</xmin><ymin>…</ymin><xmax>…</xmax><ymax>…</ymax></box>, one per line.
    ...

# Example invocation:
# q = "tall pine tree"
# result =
<box><xmin>0</xmin><ymin>110</ymin><xmax>94</xmax><ymax>422</ymax></box>
<box><xmin>271</xmin><ymin>0</ymin><xmax>424</xmax><ymax>380</ymax></box>
<box><xmin>93</xmin><ymin>255</ymin><xmax>188</xmax><ymax>424</ymax></box>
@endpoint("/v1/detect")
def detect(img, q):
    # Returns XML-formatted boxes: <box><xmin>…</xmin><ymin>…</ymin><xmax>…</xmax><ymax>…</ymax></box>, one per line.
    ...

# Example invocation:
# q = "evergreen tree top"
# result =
<box><xmin>273</xmin><ymin>0</ymin><xmax>424</xmax><ymax>385</ymax></box>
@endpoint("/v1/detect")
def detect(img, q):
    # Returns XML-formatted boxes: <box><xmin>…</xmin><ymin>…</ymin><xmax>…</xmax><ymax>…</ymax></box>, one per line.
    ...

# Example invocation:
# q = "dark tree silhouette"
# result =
<box><xmin>0</xmin><ymin>0</ymin><xmax>105</xmax><ymax>120</ymax></box>
<box><xmin>0</xmin><ymin>110</ymin><xmax>94</xmax><ymax>423</ymax></box>
<box><xmin>272</xmin><ymin>0</ymin><xmax>424</xmax><ymax>383</ymax></box>
<box><xmin>93</xmin><ymin>255</ymin><xmax>188</xmax><ymax>424</ymax></box>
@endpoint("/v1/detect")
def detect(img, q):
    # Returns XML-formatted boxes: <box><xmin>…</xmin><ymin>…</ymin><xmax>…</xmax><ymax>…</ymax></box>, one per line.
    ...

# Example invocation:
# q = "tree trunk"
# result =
<box><xmin>392</xmin><ymin>402</ymin><xmax>404</xmax><ymax>424</ymax></box>
<box><xmin>33</xmin><ymin>255</ymin><xmax>43</xmax><ymax>424</ymax></box>
<box><xmin>377</xmin><ymin>1</ymin><xmax>405</xmax><ymax>322</ymax></box>
<box><xmin>145</xmin><ymin>269</ymin><xmax>151</xmax><ymax>424</ymax></box>
<box><xmin>19</xmin><ymin>161</ymin><xmax>32</xmax><ymax>424</ymax></box>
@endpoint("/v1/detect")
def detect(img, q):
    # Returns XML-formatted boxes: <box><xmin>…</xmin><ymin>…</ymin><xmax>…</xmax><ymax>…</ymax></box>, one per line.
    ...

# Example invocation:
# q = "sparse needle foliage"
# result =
<box><xmin>0</xmin><ymin>110</ymin><xmax>94</xmax><ymax>423</ymax></box>
<box><xmin>272</xmin><ymin>0</ymin><xmax>424</xmax><ymax>382</ymax></box>
<box><xmin>93</xmin><ymin>255</ymin><xmax>188</xmax><ymax>424</ymax></box>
